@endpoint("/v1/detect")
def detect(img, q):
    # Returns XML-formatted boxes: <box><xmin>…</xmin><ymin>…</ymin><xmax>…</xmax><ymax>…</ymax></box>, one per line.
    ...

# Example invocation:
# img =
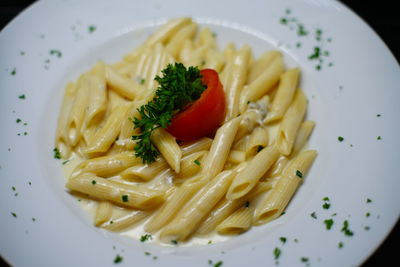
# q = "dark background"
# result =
<box><xmin>0</xmin><ymin>0</ymin><xmax>398</xmax><ymax>266</ymax></box>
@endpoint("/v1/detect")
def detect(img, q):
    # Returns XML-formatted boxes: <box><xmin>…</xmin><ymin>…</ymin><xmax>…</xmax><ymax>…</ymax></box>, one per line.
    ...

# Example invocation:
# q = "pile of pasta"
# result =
<box><xmin>55</xmin><ymin>18</ymin><xmax>317</xmax><ymax>243</ymax></box>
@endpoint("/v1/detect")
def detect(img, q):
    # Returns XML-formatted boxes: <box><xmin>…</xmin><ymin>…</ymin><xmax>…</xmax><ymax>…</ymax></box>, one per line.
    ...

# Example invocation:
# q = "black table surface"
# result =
<box><xmin>0</xmin><ymin>0</ymin><xmax>398</xmax><ymax>266</ymax></box>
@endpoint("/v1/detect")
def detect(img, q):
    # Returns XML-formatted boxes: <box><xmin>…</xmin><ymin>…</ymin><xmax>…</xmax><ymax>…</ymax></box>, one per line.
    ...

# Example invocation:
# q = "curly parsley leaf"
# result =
<box><xmin>132</xmin><ymin>63</ymin><xmax>206</xmax><ymax>163</ymax></box>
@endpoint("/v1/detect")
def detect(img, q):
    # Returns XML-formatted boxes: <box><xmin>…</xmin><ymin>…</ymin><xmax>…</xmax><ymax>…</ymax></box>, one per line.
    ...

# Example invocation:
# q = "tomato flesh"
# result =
<box><xmin>166</xmin><ymin>69</ymin><xmax>226</xmax><ymax>141</ymax></box>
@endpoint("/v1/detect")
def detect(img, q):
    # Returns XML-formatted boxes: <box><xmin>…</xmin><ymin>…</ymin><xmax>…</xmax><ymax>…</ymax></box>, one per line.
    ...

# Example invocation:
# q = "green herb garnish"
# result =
<box><xmin>88</xmin><ymin>25</ymin><xmax>97</xmax><ymax>33</ymax></box>
<box><xmin>171</xmin><ymin>240</ymin><xmax>178</xmax><ymax>245</ymax></box>
<box><xmin>366</xmin><ymin>198</ymin><xmax>372</xmax><ymax>203</ymax></box>
<box><xmin>338</xmin><ymin>136</ymin><xmax>344</xmax><ymax>142</ymax></box>
<box><xmin>310</xmin><ymin>212</ymin><xmax>317</xmax><ymax>219</ymax></box>
<box><xmin>18</xmin><ymin>94</ymin><xmax>26</xmax><ymax>99</ymax></box>
<box><xmin>280</xmin><ymin>237</ymin><xmax>287</xmax><ymax>244</ymax></box>
<box><xmin>194</xmin><ymin>159</ymin><xmax>201</xmax><ymax>166</ymax></box>
<box><xmin>324</xmin><ymin>219</ymin><xmax>334</xmax><ymax>230</ymax></box>
<box><xmin>341</xmin><ymin>220</ymin><xmax>354</xmax><ymax>236</ymax></box>
<box><xmin>53</xmin><ymin>148</ymin><xmax>61</xmax><ymax>159</ymax></box>
<box><xmin>273</xmin><ymin>247</ymin><xmax>281</xmax><ymax>260</ymax></box>
<box><xmin>11</xmin><ymin>68</ymin><xmax>16</xmax><ymax>75</ymax></box>
<box><xmin>50</xmin><ymin>49</ymin><xmax>62</xmax><ymax>58</ymax></box>
<box><xmin>140</xmin><ymin>234</ymin><xmax>152</xmax><ymax>242</ymax></box>
<box><xmin>11</xmin><ymin>212</ymin><xmax>17</xmax><ymax>218</ymax></box>
<box><xmin>132</xmin><ymin>63</ymin><xmax>206</xmax><ymax>163</ymax></box>
<box><xmin>92</xmin><ymin>180</ymin><xmax>97</xmax><ymax>185</ymax></box>
<box><xmin>296</xmin><ymin>170</ymin><xmax>303</xmax><ymax>178</ymax></box>
<box><xmin>113</xmin><ymin>254</ymin><xmax>123</xmax><ymax>264</ymax></box>
<box><xmin>338</xmin><ymin>242</ymin><xmax>344</xmax><ymax>249</ymax></box>
<box><xmin>214</xmin><ymin>261</ymin><xmax>223</xmax><ymax>267</ymax></box>
<box><xmin>121</xmin><ymin>195</ymin><xmax>129</xmax><ymax>202</ymax></box>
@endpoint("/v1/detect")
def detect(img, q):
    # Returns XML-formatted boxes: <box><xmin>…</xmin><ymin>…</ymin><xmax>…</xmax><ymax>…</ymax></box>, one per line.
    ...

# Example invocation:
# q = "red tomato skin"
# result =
<box><xmin>166</xmin><ymin>69</ymin><xmax>226</xmax><ymax>141</ymax></box>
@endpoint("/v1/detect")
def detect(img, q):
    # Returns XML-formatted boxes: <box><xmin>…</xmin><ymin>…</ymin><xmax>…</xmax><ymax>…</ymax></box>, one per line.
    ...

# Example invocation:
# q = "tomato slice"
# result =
<box><xmin>166</xmin><ymin>68</ymin><xmax>226</xmax><ymax>141</ymax></box>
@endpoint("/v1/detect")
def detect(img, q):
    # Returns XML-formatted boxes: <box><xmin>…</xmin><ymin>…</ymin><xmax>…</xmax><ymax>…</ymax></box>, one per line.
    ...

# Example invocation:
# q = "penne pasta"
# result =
<box><xmin>276</xmin><ymin>89</ymin><xmax>307</xmax><ymax>155</ymax></box>
<box><xmin>253</xmin><ymin>150</ymin><xmax>317</xmax><ymax>225</ymax></box>
<box><xmin>66</xmin><ymin>173</ymin><xmax>165</xmax><ymax>210</ymax></box>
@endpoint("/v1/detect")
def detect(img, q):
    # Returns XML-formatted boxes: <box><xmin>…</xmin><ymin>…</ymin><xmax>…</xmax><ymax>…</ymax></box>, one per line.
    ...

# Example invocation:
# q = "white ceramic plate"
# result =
<box><xmin>1</xmin><ymin>0</ymin><xmax>399</xmax><ymax>266</ymax></box>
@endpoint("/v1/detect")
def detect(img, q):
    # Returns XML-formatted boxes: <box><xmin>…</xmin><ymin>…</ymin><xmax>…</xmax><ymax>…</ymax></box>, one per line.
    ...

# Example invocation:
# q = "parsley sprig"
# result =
<box><xmin>132</xmin><ymin>63</ymin><xmax>206</xmax><ymax>163</ymax></box>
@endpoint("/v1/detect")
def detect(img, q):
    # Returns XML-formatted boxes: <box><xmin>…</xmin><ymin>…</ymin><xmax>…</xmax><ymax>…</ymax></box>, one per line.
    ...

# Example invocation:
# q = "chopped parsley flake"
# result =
<box><xmin>366</xmin><ymin>212</ymin><xmax>371</xmax><ymax>217</ymax></box>
<box><xmin>273</xmin><ymin>247</ymin><xmax>281</xmax><ymax>260</ymax></box>
<box><xmin>113</xmin><ymin>254</ymin><xmax>123</xmax><ymax>264</ymax></box>
<box><xmin>366</xmin><ymin>198</ymin><xmax>372</xmax><ymax>203</ymax></box>
<box><xmin>324</xmin><ymin>218</ymin><xmax>334</xmax><ymax>230</ymax></box>
<box><xmin>32</xmin><ymin>218</ymin><xmax>36</xmax><ymax>222</ymax></box>
<box><xmin>91</xmin><ymin>180</ymin><xmax>96</xmax><ymax>185</ymax></box>
<box><xmin>88</xmin><ymin>25</ymin><xmax>97</xmax><ymax>33</ymax></box>
<box><xmin>18</xmin><ymin>94</ymin><xmax>26</xmax><ymax>99</ymax></box>
<box><xmin>338</xmin><ymin>136</ymin><xmax>344</xmax><ymax>142</ymax></box>
<box><xmin>377</xmin><ymin>136</ymin><xmax>382</xmax><ymax>140</ymax></box>
<box><xmin>310</xmin><ymin>212</ymin><xmax>317</xmax><ymax>219</ymax></box>
<box><xmin>121</xmin><ymin>195</ymin><xmax>129</xmax><ymax>202</ymax></box>
<box><xmin>376</xmin><ymin>114</ymin><xmax>381</xmax><ymax>117</ymax></box>
<box><xmin>322</xmin><ymin>202</ymin><xmax>331</xmax><ymax>209</ymax></box>
<box><xmin>194</xmin><ymin>159</ymin><xmax>201</xmax><ymax>166</ymax></box>
<box><xmin>364</xmin><ymin>226</ymin><xmax>370</xmax><ymax>231</ymax></box>
<box><xmin>338</xmin><ymin>242</ymin><xmax>344</xmax><ymax>249</ymax></box>
<box><xmin>214</xmin><ymin>261</ymin><xmax>223</xmax><ymax>267</ymax></box>
<box><xmin>208</xmin><ymin>240</ymin><xmax>212</xmax><ymax>244</ymax></box>
<box><xmin>171</xmin><ymin>240</ymin><xmax>178</xmax><ymax>245</ymax></box>
<box><xmin>50</xmin><ymin>49</ymin><xmax>62</xmax><ymax>58</ymax></box>
<box><xmin>11</xmin><ymin>212</ymin><xmax>17</xmax><ymax>218</ymax></box>
<box><xmin>300</xmin><ymin>257</ymin><xmax>309</xmax><ymax>263</ymax></box>
<box><xmin>279</xmin><ymin>237</ymin><xmax>287</xmax><ymax>244</ymax></box>
<box><xmin>11</xmin><ymin>68</ymin><xmax>16</xmax><ymax>75</ymax></box>
<box><xmin>62</xmin><ymin>160</ymin><xmax>70</xmax><ymax>165</ymax></box>
<box><xmin>341</xmin><ymin>220</ymin><xmax>354</xmax><ymax>236</ymax></box>
<box><xmin>12</xmin><ymin>186</ymin><xmax>16</xmax><ymax>191</ymax></box>
<box><xmin>16</xmin><ymin>118</ymin><xmax>22</xmax><ymax>123</ymax></box>
<box><xmin>296</xmin><ymin>170</ymin><xmax>303</xmax><ymax>178</ymax></box>
<box><xmin>140</xmin><ymin>234</ymin><xmax>152</xmax><ymax>242</ymax></box>
<box><xmin>53</xmin><ymin>148</ymin><xmax>61</xmax><ymax>159</ymax></box>
<box><xmin>144</xmin><ymin>252</ymin><xmax>151</xmax><ymax>256</ymax></box>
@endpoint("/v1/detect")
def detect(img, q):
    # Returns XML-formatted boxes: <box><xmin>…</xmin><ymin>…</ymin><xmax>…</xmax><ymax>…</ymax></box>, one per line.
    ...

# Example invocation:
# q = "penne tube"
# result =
<box><xmin>105</xmin><ymin>65</ymin><xmax>140</xmax><ymax>100</ymax></box>
<box><xmin>196</xmin><ymin>27</ymin><xmax>217</xmax><ymax>49</ymax></box>
<box><xmin>120</xmin><ymin>157</ymin><xmax>168</xmax><ymax>182</ymax></box>
<box><xmin>247</xmin><ymin>50</ymin><xmax>281</xmax><ymax>84</ymax></box>
<box><xmin>265</xmin><ymin>68</ymin><xmax>300</xmax><ymax>123</ymax></box>
<box><xmin>66</xmin><ymin>173</ymin><xmax>165</xmax><ymax>210</ymax></box>
<box><xmin>102</xmin><ymin>210</ymin><xmax>149</xmax><ymax>232</ymax></box>
<box><xmin>151</xmin><ymin>128</ymin><xmax>182</xmax><ymax>173</ymax></box>
<box><xmin>216</xmin><ymin>206</ymin><xmax>253</xmax><ymax>235</ymax></box>
<box><xmin>84</xmin><ymin>64</ymin><xmax>107</xmax><ymax>129</ymax></box>
<box><xmin>176</xmin><ymin>150</ymin><xmax>207</xmax><ymax>179</ymax></box>
<box><xmin>224</xmin><ymin>45</ymin><xmax>252</xmax><ymax>121</ymax></box>
<box><xmin>94</xmin><ymin>201</ymin><xmax>113</xmax><ymax>226</ymax></box>
<box><xmin>145</xmin><ymin>17</ymin><xmax>192</xmax><ymax>46</ymax></box>
<box><xmin>253</xmin><ymin>150</ymin><xmax>317</xmax><ymax>225</ymax></box>
<box><xmin>67</xmin><ymin>74</ymin><xmax>90</xmax><ymax>147</ymax></box>
<box><xmin>181</xmin><ymin>137</ymin><xmax>213</xmax><ymax>156</ymax></box>
<box><xmin>201</xmin><ymin>116</ymin><xmax>242</xmax><ymax>181</ymax></box>
<box><xmin>166</xmin><ymin>23</ymin><xmax>197</xmax><ymax>58</ymax></box>
<box><xmin>179</xmin><ymin>39</ymin><xmax>195</xmax><ymax>66</ymax></box>
<box><xmin>55</xmin><ymin>81</ymin><xmax>77</xmax><ymax>158</ymax></box>
<box><xmin>144</xmin><ymin>175</ymin><xmax>207</xmax><ymax>233</ymax></box>
<box><xmin>227</xmin><ymin>144</ymin><xmax>279</xmax><ymax>200</ymax></box>
<box><xmin>291</xmin><ymin>120</ymin><xmax>315</xmax><ymax>156</ymax></box>
<box><xmin>239</xmin><ymin>56</ymin><xmax>284</xmax><ymax>113</ymax></box>
<box><xmin>228</xmin><ymin>150</ymin><xmax>246</xmax><ymax>164</ymax></box>
<box><xmin>159</xmin><ymin>169</ymin><xmax>236</xmax><ymax>242</ymax></box>
<box><xmin>204</xmin><ymin>49</ymin><xmax>225</xmax><ymax>73</ymax></box>
<box><xmin>72</xmin><ymin>152</ymin><xmax>141</xmax><ymax>178</ymax></box>
<box><xmin>85</xmin><ymin>103</ymin><xmax>131</xmax><ymax>156</ymax></box>
<box><xmin>196</xmin><ymin>180</ymin><xmax>273</xmax><ymax>235</ymax></box>
<box><xmin>245</xmin><ymin>126</ymin><xmax>269</xmax><ymax>158</ymax></box>
<box><xmin>276</xmin><ymin>89</ymin><xmax>307</xmax><ymax>155</ymax></box>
